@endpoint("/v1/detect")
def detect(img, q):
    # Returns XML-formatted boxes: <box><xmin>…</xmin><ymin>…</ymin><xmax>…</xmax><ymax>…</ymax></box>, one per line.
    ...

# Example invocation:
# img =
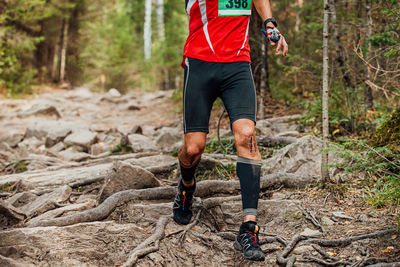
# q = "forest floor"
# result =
<box><xmin>0</xmin><ymin>86</ymin><xmax>399</xmax><ymax>267</ymax></box>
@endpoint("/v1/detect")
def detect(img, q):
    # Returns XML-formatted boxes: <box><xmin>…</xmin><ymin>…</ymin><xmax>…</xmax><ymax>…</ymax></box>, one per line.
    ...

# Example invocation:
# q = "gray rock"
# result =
<box><xmin>130</xmin><ymin>125</ymin><xmax>143</xmax><ymax>135</ymax></box>
<box><xmin>321</xmin><ymin>216</ymin><xmax>335</xmax><ymax>226</ymax></box>
<box><xmin>64</xmin><ymin>130</ymin><xmax>97</xmax><ymax>150</ymax></box>
<box><xmin>25</xmin><ymin>121</ymin><xmax>88</xmax><ymax>140</ymax></box>
<box><xmin>48</xmin><ymin>142</ymin><xmax>65</xmax><ymax>154</ymax></box>
<box><xmin>127</xmin><ymin>134</ymin><xmax>157</xmax><ymax>152</ymax></box>
<box><xmin>293</xmin><ymin>245</ymin><xmax>314</xmax><ymax>255</ymax></box>
<box><xmin>98</xmin><ymin>162</ymin><xmax>160</xmax><ymax>203</ymax></box>
<box><xmin>17</xmin><ymin>137</ymin><xmax>42</xmax><ymax>155</ymax></box>
<box><xmin>59</xmin><ymin>147</ymin><xmax>90</xmax><ymax>162</ymax></box>
<box><xmin>45</xmin><ymin>127</ymin><xmax>72</xmax><ymax>148</ymax></box>
<box><xmin>19</xmin><ymin>185</ymin><xmax>72</xmax><ymax>216</ymax></box>
<box><xmin>18</xmin><ymin>102</ymin><xmax>61</xmax><ymax>118</ymax></box>
<box><xmin>108</xmin><ymin>88</ymin><xmax>121</xmax><ymax>97</ymax></box>
<box><xmin>0</xmin><ymin>131</ymin><xmax>24</xmax><ymax>147</ymax></box>
<box><xmin>257</xmin><ymin>115</ymin><xmax>301</xmax><ymax>136</ymax></box>
<box><xmin>263</xmin><ymin>135</ymin><xmax>345</xmax><ymax>177</ymax></box>
<box><xmin>300</xmin><ymin>228</ymin><xmax>322</xmax><ymax>238</ymax></box>
<box><xmin>155</xmin><ymin>127</ymin><xmax>182</xmax><ymax>150</ymax></box>
<box><xmin>332</xmin><ymin>211</ymin><xmax>353</xmax><ymax>220</ymax></box>
<box><xmin>125</xmin><ymin>102</ymin><xmax>141</xmax><ymax>111</ymax></box>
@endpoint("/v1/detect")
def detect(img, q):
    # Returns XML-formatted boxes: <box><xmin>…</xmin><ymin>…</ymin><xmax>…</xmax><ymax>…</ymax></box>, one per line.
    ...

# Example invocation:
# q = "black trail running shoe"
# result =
<box><xmin>173</xmin><ymin>179</ymin><xmax>195</xmax><ymax>225</ymax></box>
<box><xmin>234</xmin><ymin>221</ymin><xmax>265</xmax><ymax>261</ymax></box>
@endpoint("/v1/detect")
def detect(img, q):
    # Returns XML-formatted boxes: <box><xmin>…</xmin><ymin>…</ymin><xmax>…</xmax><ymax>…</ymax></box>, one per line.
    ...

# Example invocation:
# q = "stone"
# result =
<box><xmin>321</xmin><ymin>216</ymin><xmax>335</xmax><ymax>226</ymax></box>
<box><xmin>48</xmin><ymin>142</ymin><xmax>65</xmax><ymax>154</ymax></box>
<box><xmin>7</xmin><ymin>192</ymin><xmax>38</xmax><ymax>208</ymax></box>
<box><xmin>98</xmin><ymin>162</ymin><xmax>161</xmax><ymax>203</ymax></box>
<box><xmin>0</xmin><ymin>131</ymin><xmax>24</xmax><ymax>147</ymax></box>
<box><xmin>0</xmin><ymin>255</ymin><xmax>29</xmax><ymax>267</ymax></box>
<box><xmin>155</xmin><ymin>127</ymin><xmax>182</xmax><ymax>150</ymax></box>
<box><xmin>59</xmin><ymin>147</ymin><xmax>90</xmax><ymax>162</ymax></box>
<box><xmin>0</xmin><ymin>163</ymin><xmax>112</xmax><ymax>190</ymax></box>
<box><xmin>130</xmin><ymin>125</ymin><xmax>143</xmax><ymax>135</ymax></box>
<box><xmin>19</xmin><ymin>185</ymin><xmax>72</xmax><ymax>216</ymax></box>
<box><xmin>300</xmin><ymin>228</ymin><xmax>322</xmax><ymax>238</ymax></box>
<box><xmin>126</xmin><ymin>102</ymin><xmax>141</xmax><ymax>111</ymax></box>
<box><xmin>13</xmin><ymin>179</ymin><xmax>35</xmax><ymax>193</ymax></box>
<box><xmin>64</xmin><ymin>130</ymin><xmax>97</xmax><ymax>150</ymax></box>
<box><xmin>108</xmin><ymin>88</ymin><xmax>121</xmax><ymax>97</ymax></box>
<box><xmin>45</xmin><ymin>127</ymin><xmax>72</xmax><ymax>148</ymax></box>
<box><xmin>17</xmin><ymin>102</ymin><xmax>61</xmax><ymax>118</ymax></box>
<box><xmin>332</xmin><ymin>211</ymin><xmax>353</xmax><ymax>220</ymax></box>
<box><xmin>17</xmin><ymin>137</ymin><xmax>42</xmax><ymax>155</ymax></box>
<box><xmin>263</xmin><ymin>135</ymin><xmax>345</xmax><ymax>177</ymax></box>
<box><xmin>25</xmin><ymin>121</ymin><xmax>88</xmax><ymax>140</ymax></box>
<box><xmin>127</xmin><ymin>134</ymin><xmax>157</xmax><ymax>152</ymax></box>
<box><xmin>293</xmin><ymin>245</ymin><xmax>314</xmax><ymax>255</ymax></box>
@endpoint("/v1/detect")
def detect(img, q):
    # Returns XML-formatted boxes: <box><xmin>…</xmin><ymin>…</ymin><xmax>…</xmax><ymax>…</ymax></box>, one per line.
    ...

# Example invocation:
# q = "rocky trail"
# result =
<box><xmin>0</xmin><ymin>87</ymin><xmax>398</xmax><ymax>267</ymax></box>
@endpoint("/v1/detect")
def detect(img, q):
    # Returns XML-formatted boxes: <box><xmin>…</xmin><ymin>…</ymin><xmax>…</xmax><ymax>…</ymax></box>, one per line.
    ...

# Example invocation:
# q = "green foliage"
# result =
<box><xmin>196</xmin><ymin>163</ymin><xmax>236</xmax><ymax>182</ymax></box>
<box><xmin>335</xmin><ymin>139</ymin><xmax>400</xmax><ymax>208</ymax></box>
<box><xmin>369</xmin><ymin>108</ymin><xmax>400</xmax><ymax>153</ymax></box>
<box><xmin>204</xmin><ymin>139</ymin><xmax>237</xmax><ymax>155</ymax></box>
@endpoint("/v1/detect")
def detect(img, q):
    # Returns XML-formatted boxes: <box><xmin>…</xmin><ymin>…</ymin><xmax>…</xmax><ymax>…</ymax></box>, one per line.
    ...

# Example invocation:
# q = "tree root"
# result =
<box><xmin>29</xmin><ymin>173</ymin><xmax>314</xmax><ymax>228</ymax></box>
<box><xmin>311</xmin><ymin>244</ymin><xmax>352</xmax><ymax>265</ymax></box>
<box><xmin>365</xmin><ymin>263</ymin><xmax>400</xmax><ymax>267</ymax></box>
<box><xmin>302</xmin><ymin>256</ymin><xmax>352</xmax><ymax>266</ymax></box>
<box><xmin>258</xmin><ymin>136</ymin><xmax>298</xmax><ymax>147</ymax></box>
<box><xmin>308</xmin><ymin>228</ymin><xmax>397</xmax><ymax>247</ymax></box>
<box><xmin>276</xmin><ymin>234</ymin><xmax>307</xmax><ymax>267</ymax></box>
<box><xmin>179</xmin><ymin>209</ymin><xmax>202</xmax><ymax>242</ymax></box>
<box><xmin>122</xmin><ymin>215</ymin><xmax>170</xmax><ymax>267</ymax></box>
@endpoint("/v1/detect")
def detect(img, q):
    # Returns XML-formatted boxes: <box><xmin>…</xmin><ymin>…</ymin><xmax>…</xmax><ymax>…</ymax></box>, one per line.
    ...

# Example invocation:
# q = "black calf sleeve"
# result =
<box><xmin>236</xmin><ymin>156</ymin><xmax>261</xmax><ymax>217</ymax></box>
<box><xmin>179</xmin><ymin>158</ymin><xmax>201</xmax><ymax>184</ymax></box>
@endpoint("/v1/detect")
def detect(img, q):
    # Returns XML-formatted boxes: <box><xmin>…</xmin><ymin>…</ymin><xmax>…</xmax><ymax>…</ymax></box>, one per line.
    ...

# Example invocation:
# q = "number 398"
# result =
<box><xmin>226</xmin><ymin>0</ymin><xmax>248</xmax><ymax>9</ymax></box>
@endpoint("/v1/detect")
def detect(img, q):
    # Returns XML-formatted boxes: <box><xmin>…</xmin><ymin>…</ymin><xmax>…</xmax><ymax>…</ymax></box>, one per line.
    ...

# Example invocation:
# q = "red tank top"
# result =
<box><xmin>183</xmin><ymin>0</ymin><xmax>252</xmax><ymax>65</ymax></box>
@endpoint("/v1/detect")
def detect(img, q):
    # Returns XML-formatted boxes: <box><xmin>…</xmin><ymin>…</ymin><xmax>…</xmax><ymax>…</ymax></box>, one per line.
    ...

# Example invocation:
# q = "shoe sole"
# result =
<box><xmin>233</xmin><ymin>240</ymin><xmax>265</xmax><ymax>261</ymax></box>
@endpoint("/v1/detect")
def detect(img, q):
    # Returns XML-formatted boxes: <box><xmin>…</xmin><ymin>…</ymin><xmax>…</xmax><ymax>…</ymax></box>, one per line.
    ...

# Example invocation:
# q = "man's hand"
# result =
<box><xmin>270</xmin><ymin>35</ymin><xmax>288</xmax><ymax>57</ymax></box>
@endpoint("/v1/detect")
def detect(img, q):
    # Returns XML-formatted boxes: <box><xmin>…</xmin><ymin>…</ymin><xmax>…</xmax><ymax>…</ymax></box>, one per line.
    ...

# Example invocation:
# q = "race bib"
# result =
<box><xmin>218</xmin><ymin>0</ymin><xmax>251</xmax><ymax>16</ymax></box>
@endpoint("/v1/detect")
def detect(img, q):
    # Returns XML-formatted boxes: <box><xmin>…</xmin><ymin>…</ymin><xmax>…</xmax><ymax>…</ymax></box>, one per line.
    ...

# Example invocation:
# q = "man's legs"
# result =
<box><xmin>232</xmin><ymin>118</ymin><xmax>265</xmax><ymax>261</ymax></box>
<box><xmin>173</xmin><ymin>132</ymin><xmax>206</xmax><ymax>225</ymax></box>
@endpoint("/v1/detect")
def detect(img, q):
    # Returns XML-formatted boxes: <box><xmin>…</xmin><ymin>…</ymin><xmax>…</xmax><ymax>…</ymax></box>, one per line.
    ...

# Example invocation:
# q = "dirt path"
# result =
<box><xmin>0</xmin><ymin>88</ymin><xmax>398</xmax><ymax>267</ymax></box>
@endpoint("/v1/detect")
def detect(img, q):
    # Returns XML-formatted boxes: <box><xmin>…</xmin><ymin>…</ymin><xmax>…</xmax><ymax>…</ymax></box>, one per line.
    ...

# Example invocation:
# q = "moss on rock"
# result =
<box><xmin>369</xmin><ymin>108</ymin><xmax>400</xmax><ymax>153</ymax></box>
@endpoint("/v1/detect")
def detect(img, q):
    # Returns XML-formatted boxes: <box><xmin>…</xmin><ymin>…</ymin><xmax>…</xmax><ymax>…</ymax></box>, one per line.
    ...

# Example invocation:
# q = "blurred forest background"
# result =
<box><xmin>0</xmin><ymin>0</ymin><xmax>399</xmax><ymax>208</ymax></box>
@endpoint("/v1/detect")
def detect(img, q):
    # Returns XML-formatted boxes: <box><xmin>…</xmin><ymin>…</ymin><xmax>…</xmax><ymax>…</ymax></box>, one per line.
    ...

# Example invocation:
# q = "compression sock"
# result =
<box><xmin>179</xmin><ymin>157</ymin><xmax>201</xmax><ymax>185</ymax></box>
<box><xmin>236</xmin><ymin>156</ymin><xmax>261</xmax><ymax>217</ymax></box>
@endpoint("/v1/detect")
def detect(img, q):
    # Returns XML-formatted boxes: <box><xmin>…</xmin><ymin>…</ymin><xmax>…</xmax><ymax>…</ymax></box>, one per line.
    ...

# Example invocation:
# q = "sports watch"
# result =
<box><xmin>264</xmin><ymin>18</ymin><xmax>277</xmax><ymax>28</ymax></box>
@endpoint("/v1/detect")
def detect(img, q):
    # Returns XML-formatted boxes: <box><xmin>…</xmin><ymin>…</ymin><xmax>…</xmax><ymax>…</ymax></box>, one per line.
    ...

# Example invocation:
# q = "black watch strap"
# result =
<box><xmin>264</xmin><ymin>18</ymin><xmax>277</xmax><ymax>28</ymax></box>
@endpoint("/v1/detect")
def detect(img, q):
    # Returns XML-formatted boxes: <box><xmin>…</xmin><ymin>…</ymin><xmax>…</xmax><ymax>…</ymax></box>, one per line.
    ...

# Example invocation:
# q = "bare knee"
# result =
<box><xmin>234</xmin><ymin>126</ymin><xmax>255</xmax><ymax>149</ymax></box>
<box><xmin>232</xmin><ymin>120</ymin><xmax>260</xmax><ymax>160</ymax></box>
<box><xmin>185</xmin><ymin>142</ymin><xmax>205</xmax><ymax>158</ymax></box>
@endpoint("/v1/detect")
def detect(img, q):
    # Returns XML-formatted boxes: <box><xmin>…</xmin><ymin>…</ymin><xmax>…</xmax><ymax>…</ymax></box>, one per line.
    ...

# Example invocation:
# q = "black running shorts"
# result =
<box><xmin>183</xmin><ymin>57</ymin><xmax>257</xmax><ymax>133</ymax></box>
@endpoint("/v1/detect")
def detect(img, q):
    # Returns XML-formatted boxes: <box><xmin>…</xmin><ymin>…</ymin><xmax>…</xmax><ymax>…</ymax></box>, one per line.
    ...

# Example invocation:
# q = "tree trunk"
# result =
<box><xmin>259</xmin><ymin>39</ymin><xmax>268</xmax><ymax>120</ymax></box>
<box><xmin>321</xmin><ymin>0</ymin><xmax>330</xmax><ymax>183</ymax></box>
<box><xmin>57</xmin><ymin>17</ymin><xmax>69</xmax><ymax>83</ymax></box>
<box><xmin>364</xmin><ymin>0</ymin><xmax>374</xmax><ymax>110</ymax></box>
<box><xmin>144</xmin><ymin>0</ymin><xmax>152</xmax><ymax>61</ymax></box>
<box><xmin>329</xmin><ymin>0</ymin><xmax>353</xmax><ymax>89</ymax></box>
<box><xmin>156</xmin><ymin>0</ymin><xmax>165</xmax><ymax>42</ymax></box>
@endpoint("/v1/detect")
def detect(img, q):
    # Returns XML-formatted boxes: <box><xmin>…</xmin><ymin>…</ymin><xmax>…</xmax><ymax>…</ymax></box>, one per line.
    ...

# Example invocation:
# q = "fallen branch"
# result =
<box><xmin>277</xmin><ymin>234</ymin><xmax>307</xmax><ymax>267</ymax></box>
<box><xmin>29</xmin><ymin>173</ymin><xmax>315</xmax><ymax>228</ymax></box>
<box><xmin>301</xmin><ymin>206</ymin><xmax>325</xmax><ymax>233</ymax></box>
<box><xmin>122</xmin><ymin>215</ymin><xmax>170</xmax><ymax>267</ymax></box>
<box><xmin>308</xmin><ymin>228</ymin><xmax>397</xmax><ymax>247</ymax></box>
